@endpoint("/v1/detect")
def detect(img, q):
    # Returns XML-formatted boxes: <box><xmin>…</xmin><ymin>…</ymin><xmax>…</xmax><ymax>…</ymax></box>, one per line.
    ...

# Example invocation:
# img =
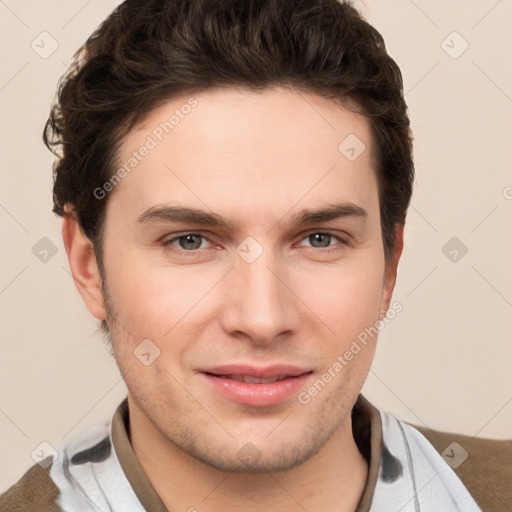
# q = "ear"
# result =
<box><xmin>378</xmin><ymin>224</ymin><xmax>404</xmax><ymax>320</ymax></box>
<box><xmin>62</xmin><ymin>213</ymin><xmax>106</xmax><ymax>321</ymax></box>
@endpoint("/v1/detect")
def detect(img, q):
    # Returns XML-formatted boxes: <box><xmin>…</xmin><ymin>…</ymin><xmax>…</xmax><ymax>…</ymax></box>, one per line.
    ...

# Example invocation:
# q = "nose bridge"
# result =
<box><xmin>221</xmin><ymin>241</ymin><xmax>296</xmax><ymax>343</ymax></box>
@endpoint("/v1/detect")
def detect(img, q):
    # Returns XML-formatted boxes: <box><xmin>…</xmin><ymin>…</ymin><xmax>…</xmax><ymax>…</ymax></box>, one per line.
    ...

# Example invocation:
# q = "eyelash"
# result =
<box><xmin>161</xmin><ymin>231</ymin><xmax>348</xmax><ymax>257</ymax></box>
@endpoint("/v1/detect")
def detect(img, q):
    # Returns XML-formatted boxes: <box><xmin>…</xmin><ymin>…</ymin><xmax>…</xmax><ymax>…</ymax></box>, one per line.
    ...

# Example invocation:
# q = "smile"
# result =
<box><xmin>198</xmin><ymin>365</ymin><xmax>313</xmax><ymax>406</ymax></box>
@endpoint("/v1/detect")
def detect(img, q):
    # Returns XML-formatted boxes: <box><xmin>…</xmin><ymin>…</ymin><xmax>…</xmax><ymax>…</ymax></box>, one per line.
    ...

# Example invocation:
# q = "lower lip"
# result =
<box><xmin>201</xmin><ymin>372</ymin><xmax>313</xmax><ymax>407</ymax></box>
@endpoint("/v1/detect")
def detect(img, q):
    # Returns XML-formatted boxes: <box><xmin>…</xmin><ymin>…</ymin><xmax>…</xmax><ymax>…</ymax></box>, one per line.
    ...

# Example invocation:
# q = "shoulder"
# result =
<box><xmin>410</xmin><ymin>421</ymin><xmax>512</xmax><ymax>512</ymax></box>
<box><xmin>0</xmin><ymin>420</ymin><xmax>114</xmax><ymax>512</ymax></box>
<box><xmin>372</xmin><ymin>409</ymin><xmax>482</xmax><ymax>511</ymax></box>
<box><xmin>0</xmin><ymin>456</ymin><xmax>62</xmax><ymax>512</ymax></box>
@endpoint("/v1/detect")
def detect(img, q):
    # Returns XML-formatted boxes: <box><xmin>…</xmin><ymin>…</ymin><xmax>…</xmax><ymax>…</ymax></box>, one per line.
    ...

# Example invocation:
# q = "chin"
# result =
<box><xmin>189</xmin><ymin>442</ymin><xmax>318</xmax><ymax>474</ymax></box>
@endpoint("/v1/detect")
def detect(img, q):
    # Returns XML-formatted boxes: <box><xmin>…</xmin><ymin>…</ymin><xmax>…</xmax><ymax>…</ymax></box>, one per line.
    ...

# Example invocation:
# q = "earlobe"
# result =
<box><xmin>378</xmin><ymin>224</ymin><xmax>404</xmax><ymax>320</ymax></box>
<box><xmin>62</xmin><ymin>213</ymin><xmax>106</xmax><ymax>321</ymax></box>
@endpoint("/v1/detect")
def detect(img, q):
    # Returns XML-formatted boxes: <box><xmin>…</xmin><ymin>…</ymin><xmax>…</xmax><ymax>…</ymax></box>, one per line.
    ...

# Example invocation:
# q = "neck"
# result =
<box><xmin>128</xmin><ymin>397</ymin><xmax>369</xmax><ymax>512</ymax></box>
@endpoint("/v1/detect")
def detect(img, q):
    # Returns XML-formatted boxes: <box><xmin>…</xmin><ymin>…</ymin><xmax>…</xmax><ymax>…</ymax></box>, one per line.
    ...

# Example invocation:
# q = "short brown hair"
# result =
<box><xmin>45</xmin><ymin>0</ymin><xmax>414</xmax><ymax>336</ymax></box>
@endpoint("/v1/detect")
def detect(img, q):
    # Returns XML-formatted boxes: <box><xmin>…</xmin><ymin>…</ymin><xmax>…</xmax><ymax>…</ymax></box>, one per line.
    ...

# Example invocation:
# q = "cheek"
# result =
<box><xmin>298</xmin><ymin>263</ymin><xmax>383</xmax><ymax>343</ymax></box>
<box><xmin>105</xmin><ymin>255</ymin><xmax>218</xmax><ymax>339</ymax></box>
<box><xmin>105</xmin><ymin>241</ymin><xmax>384</xmax><ymax>344</ymax></box>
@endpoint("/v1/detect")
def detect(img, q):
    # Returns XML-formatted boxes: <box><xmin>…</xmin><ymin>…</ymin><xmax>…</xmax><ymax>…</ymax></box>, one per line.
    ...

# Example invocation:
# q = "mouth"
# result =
<box><xmin>198</xmin><ymin>364</ymin><xmax>313</xmax><ymax>407</ymax></box>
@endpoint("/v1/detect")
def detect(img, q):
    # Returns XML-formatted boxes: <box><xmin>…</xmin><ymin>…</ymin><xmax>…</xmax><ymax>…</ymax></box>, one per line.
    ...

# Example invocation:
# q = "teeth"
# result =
<box><xmin>243</xmin><ymin>376</ymin><xmax>279</xmax><ymax>384</ymax></box>
<box><xmin>222</xmin><ymin>375</ymin><xmax>244</xmax><ymax>382</ymax></box>
<box><xmin>218</xmin><ymin>375</ymin><xmax>286</xmax><ymax>383</ymax></box>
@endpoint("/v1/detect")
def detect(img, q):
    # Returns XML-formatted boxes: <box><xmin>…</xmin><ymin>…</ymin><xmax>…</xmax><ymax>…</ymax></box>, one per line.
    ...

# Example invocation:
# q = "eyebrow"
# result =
<box><xmin>136</xmin><ymin>202</ymin><xmax>367</xmax><ymax>229</ymax></box>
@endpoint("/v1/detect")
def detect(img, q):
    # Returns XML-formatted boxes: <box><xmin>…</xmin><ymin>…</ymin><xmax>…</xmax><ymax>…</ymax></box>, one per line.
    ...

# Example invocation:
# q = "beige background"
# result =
<box><xmin>1</xmin><ymin>0</ymin><xmax>511</xmax><ymax>491</ymax></box>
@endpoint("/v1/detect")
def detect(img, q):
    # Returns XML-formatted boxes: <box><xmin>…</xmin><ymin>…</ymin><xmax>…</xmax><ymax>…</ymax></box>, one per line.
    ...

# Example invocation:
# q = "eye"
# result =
<box><xmin>161</xmin><ymin>231</ymin><xmax>347</xmax><ymax>257</ymax></box>
<box><xmin>296</xmin><ymin>232</ymin><xmax>346</xmax><ymax>252</ymax></box>
<box><xmin>163</xmin><ymin>233</ymin><xmax>211</xmax><ymax>254</ymax></box>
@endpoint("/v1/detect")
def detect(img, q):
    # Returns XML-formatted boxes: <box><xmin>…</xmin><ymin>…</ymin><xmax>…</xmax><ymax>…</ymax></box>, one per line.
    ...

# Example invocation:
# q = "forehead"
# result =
<box><xmin>108</xmin><ymin>87</ymin><xmax>378</xmax><ymax>227</ymax></box>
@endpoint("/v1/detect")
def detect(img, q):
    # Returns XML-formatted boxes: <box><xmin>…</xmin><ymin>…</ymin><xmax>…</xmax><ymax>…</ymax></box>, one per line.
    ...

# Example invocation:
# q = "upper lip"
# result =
<box><xmin>199</xmin><ymin>364</ymin><xmax>312</xmax><ymax>379</ymax></box>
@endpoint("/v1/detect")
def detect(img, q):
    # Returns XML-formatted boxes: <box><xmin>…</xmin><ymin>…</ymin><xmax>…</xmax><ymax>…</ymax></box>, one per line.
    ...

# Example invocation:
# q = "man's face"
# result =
<box><xmin>91</xmin><ymin>87</ymin><xmax>399</xmax><ymax>472</ymax></box>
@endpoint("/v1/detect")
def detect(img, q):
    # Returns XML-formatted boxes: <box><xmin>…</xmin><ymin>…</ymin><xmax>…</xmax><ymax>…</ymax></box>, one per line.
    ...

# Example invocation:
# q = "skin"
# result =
<box><xmin>63</xmin><ymin>87</ymin><xmax>403</xmax><ymax>512</ymax></box>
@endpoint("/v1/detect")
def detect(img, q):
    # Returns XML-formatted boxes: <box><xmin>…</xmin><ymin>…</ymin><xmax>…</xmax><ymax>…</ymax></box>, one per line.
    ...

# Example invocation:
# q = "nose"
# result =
<box><xmin>219</xmin><ymin>246</ymin><xmax>300</xmax><ymax>346</ymax></box>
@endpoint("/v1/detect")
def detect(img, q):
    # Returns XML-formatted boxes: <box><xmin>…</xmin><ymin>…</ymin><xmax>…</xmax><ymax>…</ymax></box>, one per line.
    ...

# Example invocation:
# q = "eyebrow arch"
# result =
<box><xmin>136</xmin><ymin>202</ymin><xmax>367</xmax><ymax>229</ymax></box>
